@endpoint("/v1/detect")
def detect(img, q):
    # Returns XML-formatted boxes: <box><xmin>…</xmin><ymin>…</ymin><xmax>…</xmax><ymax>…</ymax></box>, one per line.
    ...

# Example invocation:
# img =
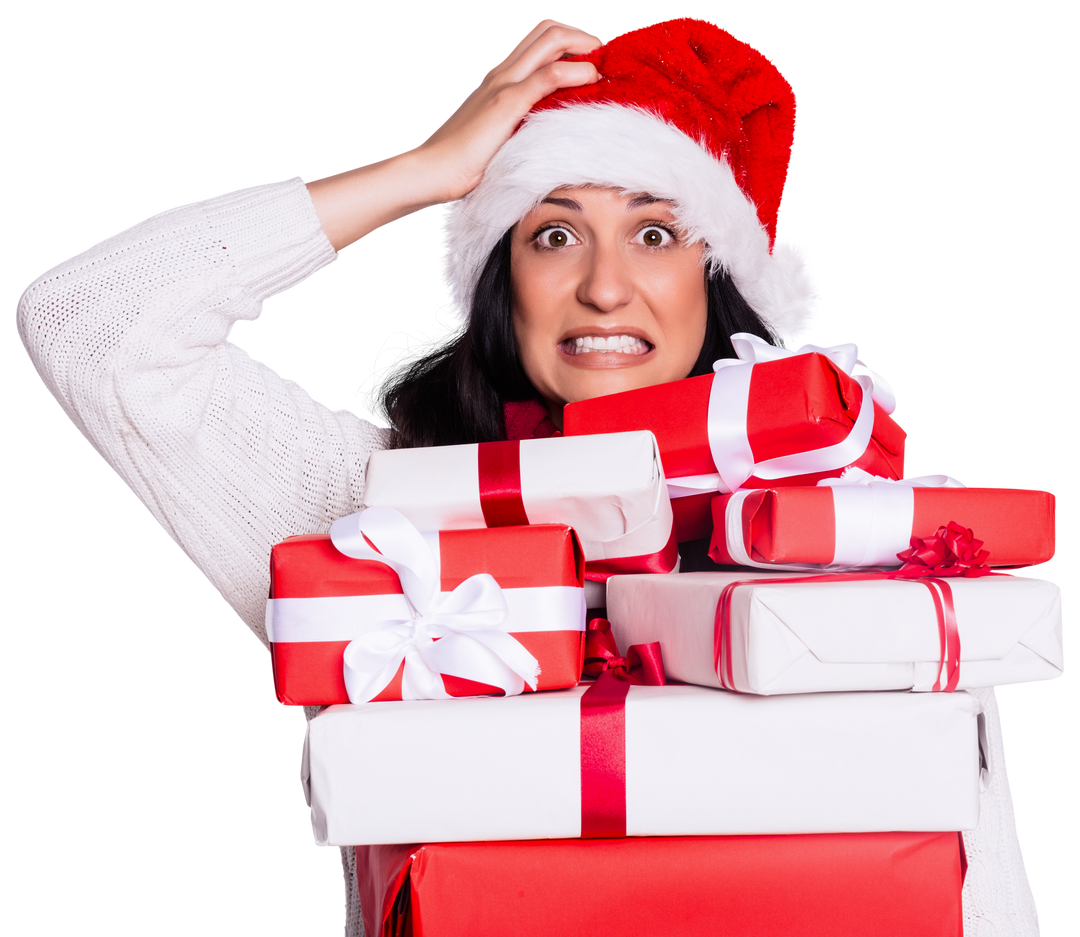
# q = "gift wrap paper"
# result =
<box><xmin>269</xmin><ymin>525</ymin><xmax>586</xmax><ymax>705</ymax></box>
<box><xmin>564</xmin><ymin>353</ymin><xmax>906</xmax><ymax>542</ymax></box>
<box><xmin>304</xmin><ymin>684</ymin><xmax>983</xmax><ymax>845</ymax></box>
<box><xmin>363</xmin><ymin>431</ymin><xmax>675</xmax><ymax>576</ymax></box>
<box><xmin>607</xmin><ymin>571</ymin><xmax>1063</xmax><ymax>694</ymax></box>
<box><xmin>710</xmin><ymin>486</ymin><xmax>1055</xmax><ymax>569</ymax></box>
<box><xmin>357</xmin><ymin>833</ymin><xmax>966</xmax><ymax>937</ymax></box>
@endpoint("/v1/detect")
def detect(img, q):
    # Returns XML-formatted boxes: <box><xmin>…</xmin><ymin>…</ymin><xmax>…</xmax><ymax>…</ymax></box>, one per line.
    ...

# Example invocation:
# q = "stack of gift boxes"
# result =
<box><xmin>266</xmin><ymin>335</ymin><xmax>1061</xmax><ymax>937</ymax></box>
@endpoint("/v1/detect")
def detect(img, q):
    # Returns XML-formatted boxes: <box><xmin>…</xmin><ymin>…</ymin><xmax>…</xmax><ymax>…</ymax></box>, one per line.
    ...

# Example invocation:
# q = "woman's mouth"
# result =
<box><xmin>559</xmin><ymin>334</ymin><xmax>653</xmax><ymax>356</ymax></box>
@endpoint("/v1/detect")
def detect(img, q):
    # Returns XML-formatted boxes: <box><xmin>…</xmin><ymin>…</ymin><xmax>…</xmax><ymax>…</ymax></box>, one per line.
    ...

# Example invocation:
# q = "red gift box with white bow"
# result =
<box><xmin>563</xmin><ymin>334</ymin><xmax>906</xmax><ymax>543</ymax></box>
<box><xmin>356</xmin><ymin>833</ymin><xmax>966</xmax><ymax>937</ymax></box>
<box><xmin>709</xmin><ymin>478</ymin><xmax>1055</xmax><ymax>570</ymax></box>
<box><xmin>267</xmin><ymin>508</ymin><xmax>586</xmax><ymax>705</ymax></box>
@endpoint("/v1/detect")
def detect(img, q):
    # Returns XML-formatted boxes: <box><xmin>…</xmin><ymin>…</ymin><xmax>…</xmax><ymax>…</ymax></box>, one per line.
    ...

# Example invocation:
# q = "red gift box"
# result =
<box><xmin>268</xmin><ymin>524</ymin><xmax>586</xmax><ymax>705</ymax></box>
<box><xmin>357</xmin><ymin>833</ymin><xmax>965</xmax><ymax>937</ymax></box>
<box><xmin>710</xmin><ymin>485</ymin><xmax>1055</xmax><ymax>569</ymax></box>
<box><xmin>564</xmin><ymin>352</ymin><xmax>906</xmax><ymax>542</ymax></box>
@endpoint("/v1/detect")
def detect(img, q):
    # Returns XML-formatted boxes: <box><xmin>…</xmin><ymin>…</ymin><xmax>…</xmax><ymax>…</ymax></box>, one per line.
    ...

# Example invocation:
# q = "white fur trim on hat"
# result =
<box><xmin>445</xmin><ymin>103</ymin><xmax>812</xmax><ymax>338</ymax></box>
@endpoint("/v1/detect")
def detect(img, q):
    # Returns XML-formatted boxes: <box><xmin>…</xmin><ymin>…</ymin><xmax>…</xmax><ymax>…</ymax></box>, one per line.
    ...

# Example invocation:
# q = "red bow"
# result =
<box><xmin>582</xmin><ymin>618</ymin><xmax>667</xmax><ymax>686</ymax></box>
<box><xmin>896</xmin><ymin>521</ymin><xmax>992</xmax><ymax>578</ymax></box>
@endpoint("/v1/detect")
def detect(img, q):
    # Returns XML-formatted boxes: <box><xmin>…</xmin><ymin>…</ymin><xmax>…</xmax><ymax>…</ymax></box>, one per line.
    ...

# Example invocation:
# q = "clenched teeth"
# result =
<box><xmin>562</xmin><ymin>334</ymin><xmax>652</xmax><ymax>355</ymax></box>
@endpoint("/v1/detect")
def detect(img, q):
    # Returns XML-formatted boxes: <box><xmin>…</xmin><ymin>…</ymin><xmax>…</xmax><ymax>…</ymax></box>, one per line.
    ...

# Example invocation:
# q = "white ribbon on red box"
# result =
<box><xmin>307</xmin><ymin>507</ymin><xmax>546</xmax><ymax>703</ymax></box>
<box><xmin>722</xmin><ymin>468</ymin><xmax>966</xmax><ymax>571</ymax></box>
<box><xmin>667</xmin><ymin>333</ymin><xmax>896</xmax><ymax>499</ymax></box>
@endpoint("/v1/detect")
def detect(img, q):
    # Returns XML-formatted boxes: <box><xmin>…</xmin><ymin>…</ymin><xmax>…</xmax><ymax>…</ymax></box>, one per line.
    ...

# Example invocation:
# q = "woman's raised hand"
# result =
<box><xmin>308</xmin><ymin>22</ymin><xmax>600</xmax><ymax>251</ymax></box>
<box><xmin>417</xmin><ymin>21</ymin><xmax>600</xmax><ymax>201</ymax></box>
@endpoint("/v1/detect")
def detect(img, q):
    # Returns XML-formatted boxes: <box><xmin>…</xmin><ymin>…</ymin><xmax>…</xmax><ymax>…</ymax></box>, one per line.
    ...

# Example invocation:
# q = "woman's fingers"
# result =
<box><xmin>499</xmin><ymin>22</ymin><xmax>601</xmax><ymax>84</ymax></box>
<box><xmin>422</xmin><ymin>22</ymin><xmax>600</xmax><ymax>172</ymax></box>
<box><xmin>494</xmin><ymin>17</ymin><xmax>604</xmax><ymax>77</ymax></box>
<box><xmin>308</xmin><ymin>21</ymin><xmax>605</xmax><ymax>250</ymax></box>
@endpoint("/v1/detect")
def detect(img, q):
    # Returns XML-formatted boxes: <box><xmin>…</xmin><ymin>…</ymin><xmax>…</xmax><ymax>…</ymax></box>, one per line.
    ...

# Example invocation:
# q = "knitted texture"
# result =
<box><xmin>18</xmin><ymin>180</ymin><xmax>1036</xmax><ymax>935</ymax></box>
<box><xmin>18</xmin><ymin>178</ymin><xmax>388</xmax><ymax>646</ymax></box>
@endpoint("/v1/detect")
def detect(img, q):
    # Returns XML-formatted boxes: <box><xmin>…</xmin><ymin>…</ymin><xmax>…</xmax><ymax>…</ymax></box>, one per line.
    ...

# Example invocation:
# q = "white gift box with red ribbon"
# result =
<box><xmin>362</xmin><ymin>431</ymin><xmax>676</xmax><ymax>580</ymax></box>
<box><xmin>302</xmin><ymin>684</ymin><xmax>984</xmax><ymax>845</ymax></box>
<box><xmin>606</xmin><ymin>571</ymin><xmax>1063</xmax><ymax>695</ymax></box>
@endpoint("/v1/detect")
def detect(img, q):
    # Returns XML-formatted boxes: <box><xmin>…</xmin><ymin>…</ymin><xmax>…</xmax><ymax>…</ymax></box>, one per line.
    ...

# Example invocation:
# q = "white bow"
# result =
<box><xmin>716</xmin><ymin>333</ymin><xmax>897</xmax><ymax>414</ymax></box>
<box><xmin>329</xmin><ymin>507</ymin><xmax>540</xmax><ymax>703</ymax></box>
<box><xmin>817</xmin><ymin>466</ymin><xmax>965</xmax><ymax>489</ymax></box>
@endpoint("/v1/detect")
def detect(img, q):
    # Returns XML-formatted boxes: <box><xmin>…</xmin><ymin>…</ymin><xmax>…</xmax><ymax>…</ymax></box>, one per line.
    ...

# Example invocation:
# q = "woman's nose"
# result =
<box><xmin>576</xmin><ymin>242</ymin><xmax>634</xmax><ymax>313</ymax></box>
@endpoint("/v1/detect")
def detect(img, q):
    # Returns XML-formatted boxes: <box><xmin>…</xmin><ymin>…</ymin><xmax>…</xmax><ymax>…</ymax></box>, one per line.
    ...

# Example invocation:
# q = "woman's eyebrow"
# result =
<box><xmin>541</xmin><ymin>196</ymin><xmax>582</xmax><ymax>210</ymax></box>
<box><xmin>540</xmin><ymin>195</ymin><xmax>673</xmax><ymax>211</ymax></box>
<box><xmin>627</xmin><ymin>195</ymin><xmax>672</xmax><ymax>209</ymax></box>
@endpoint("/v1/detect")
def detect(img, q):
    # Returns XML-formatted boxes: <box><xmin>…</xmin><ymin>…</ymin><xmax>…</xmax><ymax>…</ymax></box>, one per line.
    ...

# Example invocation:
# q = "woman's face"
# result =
<box><xmin>510</xmin><ymin>186</ymin><xmax>707</xmax><ymax>419</ymax></box>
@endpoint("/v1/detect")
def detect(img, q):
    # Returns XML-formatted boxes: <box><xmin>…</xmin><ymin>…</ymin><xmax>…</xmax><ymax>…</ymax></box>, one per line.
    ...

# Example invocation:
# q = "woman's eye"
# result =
<box><xmin>637</xmin><ymin>226</ymin><xmax>674</xmax><ymax>248</ymax></box>
<box><xmin>537</xmin><ymin>227</ymin><xmax>578</xmax><ymax>249</ymax></box>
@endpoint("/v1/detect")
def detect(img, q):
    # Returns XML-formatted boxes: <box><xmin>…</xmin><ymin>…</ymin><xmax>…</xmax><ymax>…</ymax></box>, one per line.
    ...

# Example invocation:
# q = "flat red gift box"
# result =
<box><xmin>268</xmin><ymin>525</ymin><xmax>585</xmax><ymax>705</ymax></box>
<box><xmin>709</xmin><ymin>486</ymin><xmax>1055</xmax><ymax>568</ymax></box>
<box><xmin>357</xmin><ymin>832</ymin><xmax>965</xmax><ymax>937</ymax></box>
<box><xmin>563</xmin><ymin>353</ymin><xmax>906</xmax><ymax>542</ymax></box>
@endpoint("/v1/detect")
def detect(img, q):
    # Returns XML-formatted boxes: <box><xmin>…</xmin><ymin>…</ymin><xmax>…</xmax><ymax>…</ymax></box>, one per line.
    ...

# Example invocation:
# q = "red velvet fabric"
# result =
<box><xmin>502</xmin><ymin>399</ymin><xmax>560</xmax><ymax>440</ymax></box>
<box><xmin>537</xmin><ymin>19</ymin><xmax>795</xmax><ymax>246</ymax></box>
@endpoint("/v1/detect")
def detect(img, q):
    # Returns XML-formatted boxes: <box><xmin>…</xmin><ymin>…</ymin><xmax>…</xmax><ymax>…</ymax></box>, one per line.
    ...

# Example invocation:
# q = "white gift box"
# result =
<box><xmin>303</xmin><ymin>685</ymin><xmax>984</xmax><ymax>845</ymax></box>
<box><xmin>607</xmin><ymin>571</ymin><xmax>1063</xmax><ymax>695</ymax></box>
<box><xmin>362</xmin><ymin>432</ymin><xmax>674</xmax><ymax>575</ymax></box>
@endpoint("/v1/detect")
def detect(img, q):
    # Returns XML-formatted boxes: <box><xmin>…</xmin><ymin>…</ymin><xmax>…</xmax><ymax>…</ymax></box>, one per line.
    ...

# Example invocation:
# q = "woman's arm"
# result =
<box><xmin>16</xmin><ymin>22</ymin><xmax>600</xmax><ymax>645</ymax></box>
<box><xmin>17</xmin><ymin>179</ymin><xmax>377</xmax><ymax>643</ymax></box>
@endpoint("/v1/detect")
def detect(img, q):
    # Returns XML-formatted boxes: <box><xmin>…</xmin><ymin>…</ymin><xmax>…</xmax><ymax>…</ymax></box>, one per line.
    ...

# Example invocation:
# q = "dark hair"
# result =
<box><xmin>380</xmin><ymin>230</ymin><xmax>778</xmax><ymax>449</ymax></box>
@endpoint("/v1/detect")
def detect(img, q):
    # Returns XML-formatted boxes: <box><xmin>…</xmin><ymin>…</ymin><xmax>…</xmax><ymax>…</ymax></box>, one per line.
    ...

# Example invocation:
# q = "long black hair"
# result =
<box><xmin>380</xmin><ymin>230</ymin><xmax>778</xmax><ymax>449</ymax></box>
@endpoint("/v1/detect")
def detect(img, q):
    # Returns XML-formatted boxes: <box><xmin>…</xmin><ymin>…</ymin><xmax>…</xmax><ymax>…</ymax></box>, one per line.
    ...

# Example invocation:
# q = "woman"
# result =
<box><xmin>10</xmin><ymin>14</ymin><xmax>1054</xmax><ymax>936</ymax></box>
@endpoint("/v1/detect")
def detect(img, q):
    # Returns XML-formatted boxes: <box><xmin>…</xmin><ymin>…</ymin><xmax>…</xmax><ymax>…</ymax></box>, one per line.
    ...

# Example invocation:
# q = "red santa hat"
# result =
<box><xmin>445</xmin><ymin>19</ymin><xmax>812</xmax><ymax>337</ymax></box>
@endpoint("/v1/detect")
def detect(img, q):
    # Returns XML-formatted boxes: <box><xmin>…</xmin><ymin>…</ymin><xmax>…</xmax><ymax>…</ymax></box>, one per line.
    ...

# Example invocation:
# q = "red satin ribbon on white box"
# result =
<box><xmin>715</xmin><ymin>571</ymin><xmax>963</xmax><ymax>694</ymax></box>
<box><xmin>364</xmin><ymin>432</ymin><xmax>677</xmax><ymax>580</ymax></box>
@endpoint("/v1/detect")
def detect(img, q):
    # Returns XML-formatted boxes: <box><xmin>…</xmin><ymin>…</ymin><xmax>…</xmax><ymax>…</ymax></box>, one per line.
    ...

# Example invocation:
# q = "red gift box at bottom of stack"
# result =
<box><xmin>357</xmin><ymin>833</ymin><xmax>966</xmax><ymax>937</ymax></box>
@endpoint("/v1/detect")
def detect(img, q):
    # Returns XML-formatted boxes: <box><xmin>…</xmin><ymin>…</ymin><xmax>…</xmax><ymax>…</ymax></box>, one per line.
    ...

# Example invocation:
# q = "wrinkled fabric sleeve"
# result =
<box><xmin>17</xmin><ymin>178</ymin><xmax>389</xmax><ymax>645</ymax></box>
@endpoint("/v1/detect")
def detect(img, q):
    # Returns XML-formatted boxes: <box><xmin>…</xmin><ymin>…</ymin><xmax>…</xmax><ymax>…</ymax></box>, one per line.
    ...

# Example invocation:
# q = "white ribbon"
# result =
<box><xmin>721</xmin><ymin>333</ymin><xmax>896</xmax><ymax>414</ymax></box>
<box><xmin>723</xmin><ymin>468</ymin><xmax>965</xmax><ymax>572</ymax></box>
<box><xmin>327</xmin><ymin>506</ymin><xmax>541</xmax><ymax>703</ymax></box>
<box><xmin>668</xmin><ymin>333</ymin><xmax>895</xmax><ymax>499</ymax></box>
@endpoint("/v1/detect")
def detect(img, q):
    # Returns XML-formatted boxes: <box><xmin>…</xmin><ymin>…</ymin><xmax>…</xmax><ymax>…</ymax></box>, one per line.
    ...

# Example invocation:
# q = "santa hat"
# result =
<box><xmin>445</xmin><ymin>19</ymin><xmax>812</xmax><ymax>338</ymax></box>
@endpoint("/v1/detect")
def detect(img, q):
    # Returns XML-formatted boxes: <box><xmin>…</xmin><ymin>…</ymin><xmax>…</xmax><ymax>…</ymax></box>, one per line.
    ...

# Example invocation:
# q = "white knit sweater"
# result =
<box><xmin>17</xmin><ymin>178</ymin><xmax>1039</xmax><ymax>936</ymax></box>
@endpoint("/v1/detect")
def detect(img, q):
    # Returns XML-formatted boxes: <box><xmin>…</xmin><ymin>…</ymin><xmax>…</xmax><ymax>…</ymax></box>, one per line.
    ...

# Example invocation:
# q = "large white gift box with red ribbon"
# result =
<box><xmin>606</xmin><ymin>571</ymin><xmax>1063</xmax><ymax>695</ymax></box>
<box><xmin>302</xmin><ymin>684</ymin><xmax>984</xmax><ymax>845</ymax></box>
<box><xmin>563</xmin><ymin>335</ymin><xmax>906</xmax><ymax>543</ymax></box>
<box><xmin>709</xmin><ymin>475</ymin><xmax>1056</xmax><ymax>570</ymax></box>
<box><xmin>362</xmin><ymin>431</ymin><xmax>676</xmax><ymax>580</ymax></box>
<box><xmin>268</xmin><ymin>508</ymin><xmax>586</xmax><ymax>706</ymax></box>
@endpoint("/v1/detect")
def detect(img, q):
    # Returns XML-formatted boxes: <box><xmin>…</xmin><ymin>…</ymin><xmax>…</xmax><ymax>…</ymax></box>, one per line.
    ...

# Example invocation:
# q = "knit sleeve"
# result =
<box><xmin>17</xmin><ymin>178</ymin><xmax>389</xmax><ymax>644</ymax></box>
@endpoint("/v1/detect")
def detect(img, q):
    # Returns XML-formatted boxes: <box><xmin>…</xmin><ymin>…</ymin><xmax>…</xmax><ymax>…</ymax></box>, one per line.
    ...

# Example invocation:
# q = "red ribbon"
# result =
<box><xmin>579</xmin><ymin>526</ymin><xmax>680</xmax><ymax>582</ymax></box>
<box><xmin>579</xmin><ymin>619</ymin><xmax>666</xmax><ymax>838</ymax></box>
<box><xmin>715</xmin><ymin>571</ymin><xmax>965</xmax><ymax>695</ymax></box>
<box><xmin>897</xmin><ymin>522</ymin><xmax>992</xmax><ymax>578</ymax></box>
<box><xmin>477</xmin><ymin>440</ymin><xmax>531</xmax><ymax>527</ymax></box>
<box><xmin>477</xmin><ymin>439</ymin><xmax>678</xmax><ymax>579</ymax></box>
